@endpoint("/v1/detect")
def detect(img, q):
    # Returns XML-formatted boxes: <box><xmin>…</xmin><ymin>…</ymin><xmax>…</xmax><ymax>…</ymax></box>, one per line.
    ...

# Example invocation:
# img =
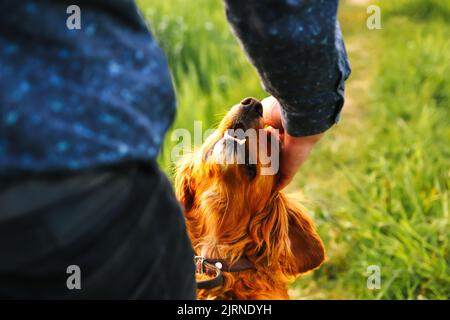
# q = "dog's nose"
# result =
<box><xmin>240</xmin><ymin>97</ymin><xmax>263</xmax><ymax>117</ymax></box>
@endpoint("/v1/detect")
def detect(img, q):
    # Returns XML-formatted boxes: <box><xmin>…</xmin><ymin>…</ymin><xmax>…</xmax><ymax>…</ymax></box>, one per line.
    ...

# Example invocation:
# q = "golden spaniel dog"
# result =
<box><xmin>175</xmin><ymin>97</ymin><xmax>325</xmax><ymax>300</ymax></box>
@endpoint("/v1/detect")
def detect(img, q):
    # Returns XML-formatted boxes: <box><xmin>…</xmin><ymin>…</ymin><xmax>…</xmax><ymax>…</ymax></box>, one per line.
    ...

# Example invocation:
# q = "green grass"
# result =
<box><xmin>137</xmin><ymin>0</ymin><xmax>450</xmax><ymax>299</ymax></box>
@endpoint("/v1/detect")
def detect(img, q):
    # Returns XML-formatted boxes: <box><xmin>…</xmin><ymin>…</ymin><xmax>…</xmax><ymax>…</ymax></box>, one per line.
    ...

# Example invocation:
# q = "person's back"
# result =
<box><xmin>0</xmin><ymin>0</ymin><xmax>175</xmax><ymax>173</ymax></box>
<box><xmin>0</xmin><ymin>0</ymin><xmax>196</xmax><ymax>299</ymax></box>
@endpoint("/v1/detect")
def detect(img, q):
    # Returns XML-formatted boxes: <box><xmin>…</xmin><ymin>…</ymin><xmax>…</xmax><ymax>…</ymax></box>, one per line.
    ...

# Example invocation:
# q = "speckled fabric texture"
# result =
<box><xmin>0</xmin><ymin>0</ymin><xmax>176</xmax><ymax>175</ymax></box>
<box><xmin>0</xmin><ymin>0</ymin><xmax>350</xmax><ymax>176</ymax></box>
<box><xmin>225</xmin><ymin>0</ymin><xmax>351</xmax><ymax>136</ymax></box>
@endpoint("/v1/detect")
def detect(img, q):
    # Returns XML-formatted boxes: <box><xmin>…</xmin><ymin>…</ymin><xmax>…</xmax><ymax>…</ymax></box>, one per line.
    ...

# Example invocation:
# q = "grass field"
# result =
<box><xmin>137</xmin><ymin>0</ymin><xmax>450</xmax><ymax>299</ymax></box>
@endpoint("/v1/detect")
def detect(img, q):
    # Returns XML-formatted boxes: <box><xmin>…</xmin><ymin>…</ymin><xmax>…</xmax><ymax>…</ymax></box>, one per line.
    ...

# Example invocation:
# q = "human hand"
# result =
<box><xmin>262</xmin><ymin>96</ymin><xmax>323</xmax><ymax>190</ymax></box>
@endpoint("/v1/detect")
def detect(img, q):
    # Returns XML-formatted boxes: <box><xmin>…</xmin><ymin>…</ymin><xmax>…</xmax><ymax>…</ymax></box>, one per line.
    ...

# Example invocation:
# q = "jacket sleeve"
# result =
<box><xmin>224</xmin><ymin>0</ymin><xmax>351</xmax><ymax>136</ymax></box>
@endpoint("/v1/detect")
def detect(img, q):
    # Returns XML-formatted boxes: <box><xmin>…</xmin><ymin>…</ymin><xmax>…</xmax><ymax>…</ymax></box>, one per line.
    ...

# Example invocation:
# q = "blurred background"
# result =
<box><xmin>137</xmin><ymin>0</ymin><xmax>449</xmax><ymax>299</ymax></box>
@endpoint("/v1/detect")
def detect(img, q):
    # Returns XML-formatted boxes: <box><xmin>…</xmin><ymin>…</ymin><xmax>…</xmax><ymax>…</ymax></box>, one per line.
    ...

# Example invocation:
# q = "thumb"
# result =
<box><xmin>261</xmin><ymin>96</ymin><xmax>283</xmax><ymax>130</ymax></box>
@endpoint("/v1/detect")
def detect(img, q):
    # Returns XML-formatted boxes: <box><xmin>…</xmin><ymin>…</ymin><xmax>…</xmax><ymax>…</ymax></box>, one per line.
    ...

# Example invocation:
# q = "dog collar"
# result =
<box><xmin>195</xmin><ymin>256</ymin><xmax>255</xmax><ymax>290</ymax></box>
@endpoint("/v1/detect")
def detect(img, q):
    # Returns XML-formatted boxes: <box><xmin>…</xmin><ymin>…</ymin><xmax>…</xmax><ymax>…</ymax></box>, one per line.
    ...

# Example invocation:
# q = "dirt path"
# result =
<box><xmin>336</xmin><ymin>0</ymin><xmax>378</xmax><ymax>140</ymax></box>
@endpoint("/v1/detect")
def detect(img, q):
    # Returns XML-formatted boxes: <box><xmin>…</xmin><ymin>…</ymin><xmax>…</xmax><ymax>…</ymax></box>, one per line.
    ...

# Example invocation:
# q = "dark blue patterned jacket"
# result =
<box><xmin>0</xmin><ymin>0</ymin><xmax>350</xmax><ymax>175</ymax></box>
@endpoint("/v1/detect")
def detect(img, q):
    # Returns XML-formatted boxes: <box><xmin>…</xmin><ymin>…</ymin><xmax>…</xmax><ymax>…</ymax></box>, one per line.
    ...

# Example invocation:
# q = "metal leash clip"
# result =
<box><xmin>194</xmin><ymin>255</ymin><xmax>224</xmax><ymax>290</ymax></box>
<box><xmin>194</xmin><ymin>255</ymin><xmax>205</xmax><ymax>274</ymax></box>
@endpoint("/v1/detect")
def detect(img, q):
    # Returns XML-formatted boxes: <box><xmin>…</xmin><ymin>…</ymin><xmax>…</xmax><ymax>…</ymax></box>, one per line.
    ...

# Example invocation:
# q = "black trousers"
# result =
<box><xmin>0</xmin><ymin>161</ymin><xmax>196</xmax><ymax>299</ymax></box>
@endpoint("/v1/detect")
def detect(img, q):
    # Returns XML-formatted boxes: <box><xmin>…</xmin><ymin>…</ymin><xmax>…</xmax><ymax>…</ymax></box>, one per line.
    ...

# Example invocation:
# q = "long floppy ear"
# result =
<box><xmin>174</xmin><ymin>158</ymin><xmax>195</xmax><ymax>212</ymax></box>
<box><xmin>248</xmin><ymin>193</ymin><xmax>292</xmax><ymax>270</ymax></box>
<box><xmin>284</xmin><ymin>195</ymin><xmax>325</xmax><ymax>275</ymax></box>
<box><xmin>249</xmin><ymin>193</ymin><xmax>325</xmax><ymax>275</ymax></box>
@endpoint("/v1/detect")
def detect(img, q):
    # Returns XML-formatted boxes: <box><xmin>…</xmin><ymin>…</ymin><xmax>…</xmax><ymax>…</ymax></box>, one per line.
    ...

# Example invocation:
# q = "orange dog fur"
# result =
<box><xmin>175</xmin><ymin>98</ymin><xmax>325</xmax><ymax>300</ymax></box>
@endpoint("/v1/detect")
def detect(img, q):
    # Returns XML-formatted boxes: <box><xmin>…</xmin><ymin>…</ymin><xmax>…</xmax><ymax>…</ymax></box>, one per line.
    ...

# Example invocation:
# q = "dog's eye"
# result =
<box><xmin>244</xmin><ymin>163</ymin><xmax>257</xmax><ymax>180</ymax></box>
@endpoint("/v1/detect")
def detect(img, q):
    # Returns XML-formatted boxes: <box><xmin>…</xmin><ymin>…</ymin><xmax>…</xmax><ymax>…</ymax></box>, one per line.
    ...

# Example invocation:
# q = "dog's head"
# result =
<box><xmin>176</xmin><ymin>97</ymin><xmax>325</xmax><ymax>276</ymax></box>
<box><xmin>200</xmin><ymin>97</ymin><xmax>278</xmax><ymax>213</ymax></box>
